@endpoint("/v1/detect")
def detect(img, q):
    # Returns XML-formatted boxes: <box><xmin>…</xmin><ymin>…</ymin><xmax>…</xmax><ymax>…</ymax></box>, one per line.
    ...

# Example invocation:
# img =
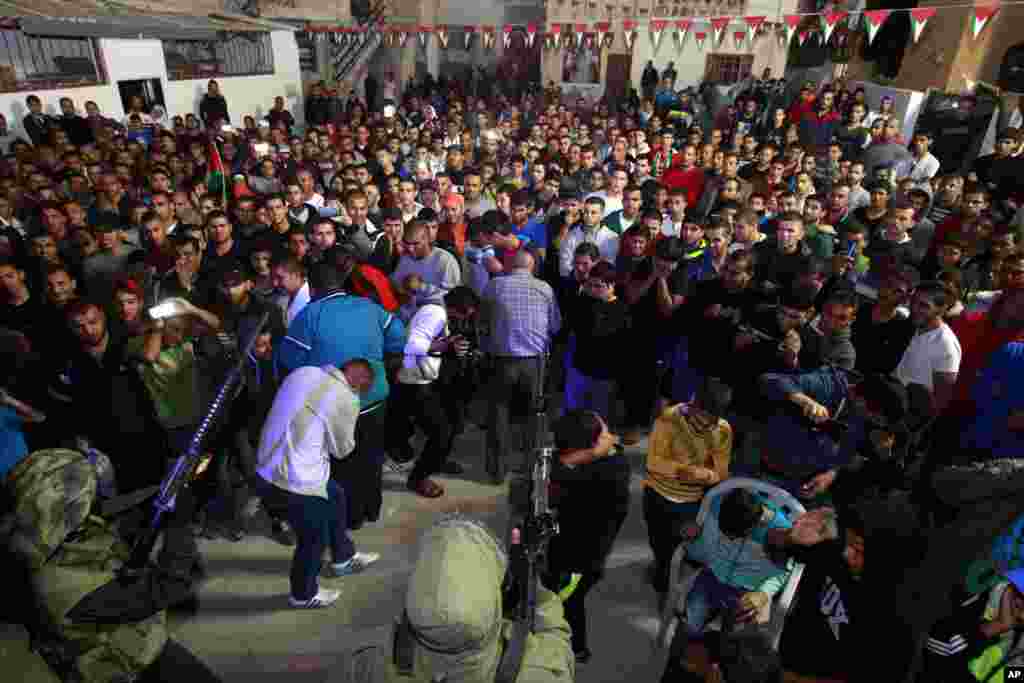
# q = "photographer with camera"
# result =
<box><xmin>390</xmin><ymin>286</ymin><xmax>481</xmax><ymax>498</ymax></box>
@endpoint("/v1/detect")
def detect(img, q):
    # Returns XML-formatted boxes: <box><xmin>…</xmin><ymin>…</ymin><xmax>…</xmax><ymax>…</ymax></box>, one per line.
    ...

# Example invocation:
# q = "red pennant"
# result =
<box><xmin>710</xmin><ymin>17</ymin><xmax>730</xmax><ymax>46</ymax></box>
<box><xmin>526</xmin><ymin>22</ymin><xmax>537</xmax><ymax>48</ymax></box>
<box><xmin>910</xmin><ymin>7</ymin><xmax>936</xmax><ymax>44</ymax></box>
<box><xmin>744</xmin><ymin>16</ymin><xmax>765</xmax><ymax>44</ymax></box>
<box><xmin>821</xmin><ymin>11</ymin><xmax>847</xmax><ymax>44</ymax></box>
<box><xmin>733</xmin><ymin>31</ymin><xmax>746</xmax><ymax>49</ymax></box>
<box><xmin>623</xmin><ymin>19</ymin><xmax>637</xmax><ymax>50</ymax></box>
<box><xmin>694</xmin><ymin>30</ymin><xmax>707</xmax><ymax>51</ymax></box>
<box><xmin>503</xmin><ymin>23</ymin><xmax>514</xmax><ymax>49</ymax></box>
<box><xmin>673</xmin><ymin>18</ymin><xmax>691</xmax><ymax>51</ymax></box>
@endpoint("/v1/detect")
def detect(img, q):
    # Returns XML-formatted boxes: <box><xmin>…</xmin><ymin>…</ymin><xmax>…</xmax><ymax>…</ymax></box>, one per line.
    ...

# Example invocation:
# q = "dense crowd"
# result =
<box><xmin>2</xmin><ymin>66</ymin><xmax>1024</xmax><ymax>683</ymax></box>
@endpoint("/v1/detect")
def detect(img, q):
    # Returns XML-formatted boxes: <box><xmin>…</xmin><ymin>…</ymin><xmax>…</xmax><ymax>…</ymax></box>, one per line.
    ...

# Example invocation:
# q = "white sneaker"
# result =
<box><xmin>328</xmin><ymin>551</ymin><xmax>381</xmax><ymax>577</ymax></box>
<box><xmin>288</xmin><ymin>588</ymin><xmax>341</xmax><ymax>608</ymax></box>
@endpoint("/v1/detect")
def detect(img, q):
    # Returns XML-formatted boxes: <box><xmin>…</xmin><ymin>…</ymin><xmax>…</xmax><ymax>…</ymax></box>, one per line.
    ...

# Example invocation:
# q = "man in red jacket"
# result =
<box><xmin>661</xmin><ymin>144</ymin><xmax>705</xmax><ymax>209</ymax></box>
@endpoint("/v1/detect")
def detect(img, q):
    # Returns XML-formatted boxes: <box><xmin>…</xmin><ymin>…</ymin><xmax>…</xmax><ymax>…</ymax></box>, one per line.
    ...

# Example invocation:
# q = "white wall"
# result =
<box><xmin>0</xmin><ymin>30</ymin><xmax>303</xmax><ymax>137</ymax></box>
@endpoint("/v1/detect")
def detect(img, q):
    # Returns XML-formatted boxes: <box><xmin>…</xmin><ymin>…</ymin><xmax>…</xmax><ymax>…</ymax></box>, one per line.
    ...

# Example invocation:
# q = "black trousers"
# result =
<box><xmin>619</xmin><ymin>351</ymin><xmax>658</xmax><ymax>430</ymax></box>
<box><xmin>331</xmin><ymin>403</ymin><xmax>388</xmax><ymax>529</ymax></box>
<box><xmin>643</xmin><ymin>487</ymin><xmax>702</xmax><ymax>595</ymax></box>
<box><xmin>388</xmin><ymin>382</ymin><xmax>452</xmax><ymax>483</ymax></box>
<box><xmin>486</xmin><ymin>357</ymin><xmax>542</xmax><ymax>480</ymax></box>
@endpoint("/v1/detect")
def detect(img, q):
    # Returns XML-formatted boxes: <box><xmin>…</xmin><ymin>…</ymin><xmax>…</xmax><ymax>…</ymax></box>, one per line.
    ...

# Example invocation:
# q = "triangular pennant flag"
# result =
<box><xmin>550</xmin><ymin>23</ymin><xmax>562</xmax><ymax>50</ymax></box>
<box><xmin>711</xmin><ymin>17</ymin><xmax>730</xmax><ymax>46</ymax></box>
<box><xmin>733</xmin><ymin>30</ymin><xmax>746</xmax><ymax>49</ymax></box>
<box><xmin>482</xmin><ymin>26</ymin><xmax>495</xmax><ymax>50</ymax></box>
<box><xmin>399</xmin><ymin>26</ymin><xmax>410</xmax><ymax>48</ymax></box>
<box><xmin>694</xmin><ymin>31</ymin><xmax>707</xmax><ymax>51</ymax></box>
<box><xmin>650</xmin><ymin>19</ymin><xmax>667</xmax><ymax>51</ymax></box>
<box><xmin>744</xmin><ymin>16</ymin><xmax>765</xmax><ymax>44</ymax></box>
<box><xmin>798</xmin><ymin>30</ymin><xmax>809</xmax><ymax>46</ymax></box>
<box><xmin>503</xmin><ymin>24</ymin><xmax>513</xmax><ymax>49</ymax></box>
<box><xmin>418</xmin><ymin>25</ymin><xmax>431</xmax><ymax>49</ymax></box>
<box><xmin>783</xmin><ymin>15</ymin><xmax>801</xmax><ymax>47</ymax></box>
<box><xmin>863</xmin><ymin>10</ymin><xmax>890</xmax><ymax>46</ymax></box>
<box><xmin>622</xmin><ymin>20</ymin><xmax>637</xmax><ymax>50</ymax></box>
<box><xmin>972</xmin><ymin>4</ymin><xmax>999</xmax><ymax>40</ymax></box>
<box><xmin>909</xmin><ymin>7</ymin><xmax>935</xmax><ymax>44</ymax></box>
<box><xmin>526</xmin><ymin>23</ymin><xmax>537</xmax><ymax>48</ymax></box>
<box><xmin>596</xmin><ymin>21</ymin><xmax>610</xmax><ymax>48</ymax></box>
<box><xmin>436</xmin><ymin>25</ymin><xmax>449</xmax><ymax>49</ymax></box>
<box><xmin>821</xmin><ymin>10</ymin><xmax>847</xmax><ymax>44</ymax></box>
<box><xmin>383</xmin><ymin>25</ymin><xmax>395</xmax><ymax>48</ymax></box>
<box><xmin>674</xmin><ymin>19</ymin><xmax>691</xmax><ymax>51</ymax></box>
<box><xmin>575</xmin><ymin>23</ymin><xmax>587</xmax><ymax>51</ymax></box>
<box><xmin>464</xmin><ymin>25</ymin><xmax>475</xmax><ymax>50</ymax></box>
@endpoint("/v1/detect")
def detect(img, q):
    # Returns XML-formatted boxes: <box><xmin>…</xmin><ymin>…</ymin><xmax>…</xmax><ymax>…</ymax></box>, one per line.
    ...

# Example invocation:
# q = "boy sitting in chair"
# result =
<box><xmin>666</xmin><ymin>488</ymin><xmax>796</xmax><ymax>677</ymax></box>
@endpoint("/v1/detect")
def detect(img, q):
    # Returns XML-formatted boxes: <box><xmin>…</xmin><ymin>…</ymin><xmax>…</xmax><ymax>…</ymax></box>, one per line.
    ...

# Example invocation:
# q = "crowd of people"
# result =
<box><xmin>2</xmin><ymin>63</ymin><xmax>1024</xmax><ymax>683</ymax></box>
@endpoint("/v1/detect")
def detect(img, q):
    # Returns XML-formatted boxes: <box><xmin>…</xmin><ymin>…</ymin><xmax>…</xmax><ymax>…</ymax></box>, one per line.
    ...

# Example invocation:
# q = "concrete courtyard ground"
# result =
<box><xmin>1</xmin><ymin>426</ymin><xmax>669</xmax><ymax>682</ymax></box>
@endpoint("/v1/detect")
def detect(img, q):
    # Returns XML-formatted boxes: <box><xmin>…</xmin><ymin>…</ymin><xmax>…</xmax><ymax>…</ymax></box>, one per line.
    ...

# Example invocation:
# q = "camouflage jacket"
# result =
<box><xmin>0</xmin><ymin>450</ymin><xmax>167</xmax><ymax>682</ymax></box>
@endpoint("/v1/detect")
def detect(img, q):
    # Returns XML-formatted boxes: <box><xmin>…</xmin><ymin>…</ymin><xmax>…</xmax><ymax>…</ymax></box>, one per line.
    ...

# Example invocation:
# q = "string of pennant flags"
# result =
<box><xmin>301</xmin><ymin>3</ymin><xmax>1003</xmax><ymax>53</ymax></box>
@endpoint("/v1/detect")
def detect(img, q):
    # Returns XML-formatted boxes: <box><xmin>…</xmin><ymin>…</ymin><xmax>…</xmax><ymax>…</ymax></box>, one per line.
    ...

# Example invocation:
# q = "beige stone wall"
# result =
<box><xmin>844</xmin><ymin>1</ymin><xmax>1024</xmax><ymax>94</ymax></box>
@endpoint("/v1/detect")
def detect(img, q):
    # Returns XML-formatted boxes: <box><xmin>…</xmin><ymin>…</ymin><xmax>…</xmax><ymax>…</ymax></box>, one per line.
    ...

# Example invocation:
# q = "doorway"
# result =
<box><xmin>605</xmin><ymin>53</ymin><xmax>631</xmax><ymax>104</ymax></box>
<box><xmin>117</xmin><ymin>78</ymin><xmax>165</xmax><ymax>116</ymax></box>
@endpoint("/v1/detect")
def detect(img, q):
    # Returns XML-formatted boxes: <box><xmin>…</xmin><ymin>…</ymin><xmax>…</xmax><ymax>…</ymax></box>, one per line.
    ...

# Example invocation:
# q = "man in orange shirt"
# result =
<box><xmin>437</xmin><ymin>192</ymin><xmax>467</xmax><ymax>257</ymax></box>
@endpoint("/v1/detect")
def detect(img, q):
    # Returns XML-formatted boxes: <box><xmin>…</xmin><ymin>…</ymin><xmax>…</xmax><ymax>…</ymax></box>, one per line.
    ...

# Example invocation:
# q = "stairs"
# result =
<box><xmin>330</xmin><ymin>0</ymin><xmax>389</xmax><ymax>85</ymax></box>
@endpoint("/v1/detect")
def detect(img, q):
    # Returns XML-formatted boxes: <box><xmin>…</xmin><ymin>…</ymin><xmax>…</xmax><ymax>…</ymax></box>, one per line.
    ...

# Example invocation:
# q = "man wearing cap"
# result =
<box><xmin>81</xmin><ymin>219</ymin><xmax>142</xmax><ymax>303</ymax></box>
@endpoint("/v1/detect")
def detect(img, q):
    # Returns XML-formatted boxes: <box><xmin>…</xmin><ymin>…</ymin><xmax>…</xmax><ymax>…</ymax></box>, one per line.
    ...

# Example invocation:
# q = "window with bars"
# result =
<box><xmin>704</xmin><ymin>54</ymin><xmax>754</xmax><ymax>84</ymax></box>
<box><xmin>0</xmin><ymin>31</ymin><xmax>105</xmax><ymax>92</ymax></box>
<box><xmin>163</xmin><ymin>32</ymin><xmax>274</xmax><ymax>81</ymax></box>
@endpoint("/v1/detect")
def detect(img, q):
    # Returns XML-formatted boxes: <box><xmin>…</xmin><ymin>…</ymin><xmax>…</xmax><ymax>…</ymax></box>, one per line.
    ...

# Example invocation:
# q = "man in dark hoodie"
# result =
<box><xmin>768</xmin><ymin>458</ymin><xmax>1024</xmax><ymax>683</ymax></box>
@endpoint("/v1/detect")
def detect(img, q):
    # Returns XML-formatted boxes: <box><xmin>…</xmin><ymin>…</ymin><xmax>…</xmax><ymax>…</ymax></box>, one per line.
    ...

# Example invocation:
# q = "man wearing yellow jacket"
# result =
<box><xmin>644</xmin><ymin>377</ymin><xmax>733</xmax><ymax>599</ymax></box>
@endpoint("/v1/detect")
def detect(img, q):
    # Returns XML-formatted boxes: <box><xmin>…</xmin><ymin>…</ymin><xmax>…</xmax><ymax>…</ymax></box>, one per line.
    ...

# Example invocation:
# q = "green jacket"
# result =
<box><xmin>0</xmin><ymin>450</ymin><xmax>167</xmax><ymax>682</ymax></box>
<box><xmin>333</xmin><ymin>517</ymin><xmax>575</xmax><ymax>682</ymax></box>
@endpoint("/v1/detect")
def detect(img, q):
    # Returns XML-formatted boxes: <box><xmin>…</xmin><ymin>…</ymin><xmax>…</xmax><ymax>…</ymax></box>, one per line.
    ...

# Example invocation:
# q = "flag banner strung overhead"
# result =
<box><xmin>651</xmin><ymin>19</ymin><xmax>667</xmax><ymax>51</ymax></box>
<box><xmin>526</xmin><ymin>23</ymin><xmax>537</xmax><ymax>48</ymax></box>
<box><xmin>783</xmin><ymin>15</ymin><xmax>801</xmax><ymax>47</ymax></box>
<box><xmin>821</xmin><ymin>10</ymin><xmax>847</xmax><ymax>44</ymax></box>
<box><xmin>482</xmin><ymin>25</ymin><xmax>495</xmax><ymax>50</ymax></box>
<box><xmin>863</xmin><ymin>10</ymin><xmax>890</xmax><ymax>46</ymax></box>
<box><xmin>576</xmin><ymin>23</ymin><xmax>587</xmax><ymax>50</ymax></box>
<box><xmin>464</xmin><ymin>25</ymin><xmax>475</xmax><ymax>50</ymax></box>
<box><xmin>694</xmin><ymin>30</ymin><xmax>706</xmax><ymax>51</ymax></box>
<box><xmin>733</xmin><ymin>30</ymin><xmax>745</xmax><ymax>49</ymax></box>
<box><xmin>972</xmin><ymin>4</ymin><xmax>999</xmax><ymax>39</ymax></box>
<box><xmin>710</xmin><ymin>16</ymin><xmax>729</xmax><ymax>46</ymax></box>
<box><xmin>503</xmin><ymin>24</ymin><xmax>514</xmax><ymax>49</ymax></box>
<box><xmin>744</xmin><ymin>16</ymin><xmax>765</xmax><ymax>44</ymax></box>
<box><xmin>596</xmin><ymin>21</ymin><xmax>611</xmax><ymax>48</ymax></box>
<box><xmin>623</xmin><ymin>19</ymin><xmax>637</xmax><ymax>50</ymax></box>
<box><xmin>674</xmin><ymin>18</ymin><xmax>691</xmax><ymax>51</ymax></box>
<box><xmin>910</xmin><ymin>7</ymin><xmax>936</xmax><ymax>44</ymax></box>
<box><xmin>548</xmin><ymin>23</ymin><xmax>562</xmax><ymax>50</ymax></box>
<box><xmin>418</xmin><ymin>25</ymin><xmax>430</xmax><ymax>49</ymax></box>
<box><xmin>436</xmin><ymin>25</ymin><xmax>449</xmax><ymax>49</ymax></box>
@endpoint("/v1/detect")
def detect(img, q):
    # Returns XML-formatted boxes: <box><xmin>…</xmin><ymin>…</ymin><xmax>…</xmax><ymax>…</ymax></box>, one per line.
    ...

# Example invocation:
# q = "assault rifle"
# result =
<box><xmin>496</xmin><ymin>354</ymin><xmax>559</xmax><ymax>683</ymax></box>
<box><xmin>66</xmin><ymin>313</ymin><xmax>269</xmax><ymax>624</ymax></box>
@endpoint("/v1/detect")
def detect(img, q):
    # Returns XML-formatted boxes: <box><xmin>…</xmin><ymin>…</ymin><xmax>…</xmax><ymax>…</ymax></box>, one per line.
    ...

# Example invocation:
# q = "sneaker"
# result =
<box><xmin>385</xmin><ymin>457</ymin><xmax>414</xmax><ymax>474</ymax></box>
<box><xmin>288</xmin><ymin>588</ymin><xmax>341</xmax><ymax>609</ymax></box>
<box><xmin>327</xmin><ymin>552</ymin><xmax>380</xmax><ymax>577</ymax></box>
<box><xmin>271</xmin><ymin>519</ymin><xmax>297</xmax><ymax>546</ymax></box>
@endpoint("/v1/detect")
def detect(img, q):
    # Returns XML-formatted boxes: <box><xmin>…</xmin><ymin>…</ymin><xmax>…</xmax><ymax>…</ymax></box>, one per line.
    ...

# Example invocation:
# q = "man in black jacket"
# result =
<box><xmin>199</xmin><ymin>80</ymin><xmax>230</xmax><ymax>128</ymax></box>
<box><xmin>543</xmin><ymin>409</ymin><xmax>630</xmax><ymax>665</ymax></box>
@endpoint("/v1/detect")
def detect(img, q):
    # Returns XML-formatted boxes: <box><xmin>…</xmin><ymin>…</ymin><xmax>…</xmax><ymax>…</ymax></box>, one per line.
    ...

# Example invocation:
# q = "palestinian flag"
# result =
<box><xmin>972</xmin><ymin>4</ymin><xmax>999</xmax><ymax>40</ymax></box>
<box><xmin>863</xmin><ymin>10</ymin><xmax>891</xmax><ymax>47</ymax></box>
<box><xmin>909</xmin><ymin>7</ymin><xmax>935</xmax><ymax>44</ymax></box>
<box><xmin>207</xmin><ymin>139</ymin><xmax>228</xmax><ymax>205</ymax></box>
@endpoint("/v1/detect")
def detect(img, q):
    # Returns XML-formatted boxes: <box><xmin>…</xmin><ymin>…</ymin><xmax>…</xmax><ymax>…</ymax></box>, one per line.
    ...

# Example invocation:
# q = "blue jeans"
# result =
<box><xmin>564</xmin><ymin>365</ymin><xmax>615</xmax><ymax>422</ymax></box>
<box><xmin>254</xmin><ymin>477</ymin><xmax>355</xmax><ymax>600</ymax></box>
<box><xmin>683</xmin><ymin>568</ymin><xmax>746</xmax><ymax>639</ymax></box>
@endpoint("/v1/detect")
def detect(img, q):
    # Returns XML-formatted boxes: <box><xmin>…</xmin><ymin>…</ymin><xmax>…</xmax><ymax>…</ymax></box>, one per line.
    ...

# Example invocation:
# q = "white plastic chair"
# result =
<box><xmin>651</xmin><ymin>478</ymin><xmax>807</xmax><ymax>665</ymax></box>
